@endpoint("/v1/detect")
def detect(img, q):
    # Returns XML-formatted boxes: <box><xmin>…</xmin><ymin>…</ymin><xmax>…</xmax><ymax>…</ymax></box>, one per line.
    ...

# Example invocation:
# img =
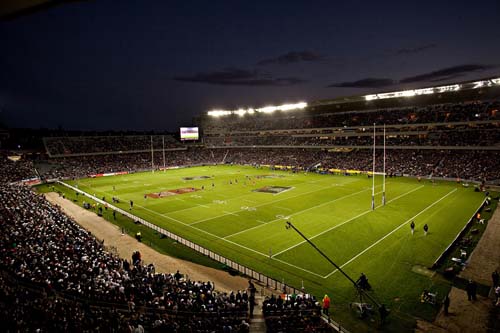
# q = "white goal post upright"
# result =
<box><xmin>372</xmin><ymin>123</ymin><xmax>376</xmax><ymax>210</ymax></box>
<box><xmin>382</xmin><ymin>124</ymin><xmax>386</xmax><ymax>206</ymax></box>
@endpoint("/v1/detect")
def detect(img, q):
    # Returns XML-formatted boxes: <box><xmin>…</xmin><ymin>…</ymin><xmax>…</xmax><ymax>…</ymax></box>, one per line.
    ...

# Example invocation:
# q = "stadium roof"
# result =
<box><xmin>312</xmin><ymin>76</ymin><xmax>500</xmax><ymax>107</ymax></box>
<box><xmin>205</xmin><ymin>76</ymin><xmax>500</xmax><ymax>117</ymax></box>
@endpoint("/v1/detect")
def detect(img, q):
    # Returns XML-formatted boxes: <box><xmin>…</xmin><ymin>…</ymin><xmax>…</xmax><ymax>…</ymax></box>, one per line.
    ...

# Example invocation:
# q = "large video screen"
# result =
<box><xmin>180</xmin><ymin>127</ymin><xmax>199</xmax><ymax>141</ymax></box>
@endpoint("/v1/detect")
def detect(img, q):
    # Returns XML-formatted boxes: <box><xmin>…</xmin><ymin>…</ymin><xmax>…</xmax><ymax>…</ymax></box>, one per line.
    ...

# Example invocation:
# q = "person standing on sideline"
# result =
<box><xmin>492</xmin><ymin>270</ymin><xmax>499</xmax><ymax>287</ymax></box>
<box><xmin>495</xmin><ymin>285</ymin><xmax>500</xmax><ymax>305</ymax></box>
<box><xmin>248</xmin><ymin>280</ymin><xmax>256</xmax><ymax>317</ymax></box>
<box><xmin>443</xmin><ymin>294</ymin><xmax>450</xmax><ymax>316</ymax></box>
<box><xmin>410</xmin><ymin>221</ymin><xmax>415</xmax><ymax>235</ymax></box>
<box><xmin>423</xmin><ymin>224</ymin><xmax>429</xmax><ymax>236</ymax></box>
<box><xmin>466</xmin><ymin>280</ymin><xmax>475</xmax><ymax>301</ymax></box>
<box><xmin>322</xmin><ymin>294</ymin><xmax>330</xmax><ymax>316</ymax></box>
<box><xmin>130</xmin><ymin>200</ymin><xmax>134</xmax><ymax>210</ymax></box>
<box><xmin>471</xmin><ymin>280</ymin><xmax>477</xmax><ymax>301</ymax></box>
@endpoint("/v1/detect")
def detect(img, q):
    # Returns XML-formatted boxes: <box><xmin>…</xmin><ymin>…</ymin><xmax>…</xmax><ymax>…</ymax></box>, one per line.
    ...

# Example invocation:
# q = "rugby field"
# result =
<box><xmin>66</xmin><ymin>165</ymin><xmax>484</xmax><ymax>330</ymax></box>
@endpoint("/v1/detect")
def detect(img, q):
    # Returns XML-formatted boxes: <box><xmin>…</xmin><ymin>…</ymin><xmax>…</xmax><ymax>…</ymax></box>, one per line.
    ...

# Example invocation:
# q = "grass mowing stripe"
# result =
<box><xmin>135</xmin><ymin>202</ymin><xmax>326</xmax><ymax>278</ymax></box>
<box><xmin>160</xmin><ymin>176</ymin><xmax>329</xmax><ymax>216</ymax></box>
<box><xmin>430</xmin><ymin>197</ymin><xmax>486</xmax><ymax>264</ymax></box>
<box><xmin>323</xmin><ymin>187</ymin><xmax>457</xmax><ymax>278</ymax></box>
<box><xmin>186</xmin><ymin>182</ymin><xmax>363</xmax><ymax>226</ymax></box>
<box><xmin>223</xmin><ymin>186</ymin><xmax>386</xmax><ymax>240</ymax></box>
<box><xmin>72</xmin><ymin>182</ymin><xmax>326</xmax><ymax>279</ymax></box>
<box><xmin>271</xmin><ymin>184</ymin><xmax>425</xmax><ymax>258</ymax></box>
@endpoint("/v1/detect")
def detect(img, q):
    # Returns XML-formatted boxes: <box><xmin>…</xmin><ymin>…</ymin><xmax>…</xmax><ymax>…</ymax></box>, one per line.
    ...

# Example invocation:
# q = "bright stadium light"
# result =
<box><xmin>207</xmin><ymin>110</ymin><xmax>232</xmax><ymax>117</ymax></box>
<box><xmin>207</xmin><ymin>102</ymin><xmax>308</xmax><ymax>117</ymax></box>
<box><xmin>364</xmin><ymin>78</ymin><xmax>500</xmax><ymax>101</ymax></box>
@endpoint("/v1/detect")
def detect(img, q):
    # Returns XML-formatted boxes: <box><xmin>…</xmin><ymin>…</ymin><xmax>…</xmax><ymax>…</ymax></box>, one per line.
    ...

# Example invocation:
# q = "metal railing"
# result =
<box><xmin>57</xmin><ymin>180</ymin><xmax>348</xmax><ymax>332</ymax></box>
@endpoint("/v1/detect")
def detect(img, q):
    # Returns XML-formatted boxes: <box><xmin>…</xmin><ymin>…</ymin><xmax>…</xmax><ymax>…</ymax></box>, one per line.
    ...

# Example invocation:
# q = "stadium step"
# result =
<box><xmin>250</xmin><ymin>296</ymin><xmax>267</xmax><ymax>332</ymax></box>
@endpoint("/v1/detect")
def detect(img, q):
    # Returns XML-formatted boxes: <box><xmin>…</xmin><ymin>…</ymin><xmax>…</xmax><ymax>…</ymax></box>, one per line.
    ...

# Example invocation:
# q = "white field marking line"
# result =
<box><xmin>223</xmin><ymin>211</ymin><xmax>240</xmax><ymax>217</ymax></box>
<box><xmin>165</xmin><ymin>178</ymin><xmax>307</xmax><ymax>215</ymax></box>
<box><xmin>323</xmin><ymin>188</ymin><xmax>457</xmax><ymax>279</ymax></box>
<box><xmin>273</xmin><ymin>187</ymin><xmax>295</xmax><ymax>196</ymax></box>
<box><xmin>174</xmin><ymin>196</ymin><xmax>209</xmax><ymax>209</ymax></box>
<box><xmin>152</xmin><ymin>198</ymin><xmax>213</xmax><ymax>215</ymax></box>
<box><xmin>187</xmin><ymin>182</ymin><xmax>345</xmax><ymax>226</ymax></box>
<box><xmin>122</xmin><ymin>201</ymin><xmax>325</xmax><ymax>278</ymax></box>
<box><xmin>431</xmin><ymin>197</ymin><xmax>486</xmax><ymax>264</ymax></box>
<box><xmin>271</xmin><ymin>184</ymin><xmax>425</xmax><ymax>258</ymax></box>
<box><xmin>223</xmin><ymin>185</ymin><xmax>385</xmax><ymax>240</ymax></box>
<box><xmin>74</xmin><ymin>181</ymin><xmax>352</xmax><ymax>278</ymax></box>
<box><xmin>276</xmin><ymin>206</ymin><xmax>292</xmax><ymax>212</ymax></box>
<box><xmin>162</xmin><ymin>175</ymin><xmax>350</xmax><ymax>218</ymax></box>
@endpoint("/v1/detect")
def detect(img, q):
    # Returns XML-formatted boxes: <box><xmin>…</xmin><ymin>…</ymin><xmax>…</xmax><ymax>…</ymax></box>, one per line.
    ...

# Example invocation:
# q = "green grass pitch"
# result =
<box><xmin>66</xmin><ymin>165</ymin><xmax>484</xmax><ymax>330</ymax></box>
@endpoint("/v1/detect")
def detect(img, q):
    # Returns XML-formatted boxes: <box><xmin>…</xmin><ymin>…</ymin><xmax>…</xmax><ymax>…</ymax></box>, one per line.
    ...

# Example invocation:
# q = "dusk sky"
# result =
<box><xmin>1</xmin><ymin>0</ymin><xmax>499</xmax><ymax>131</ymax></box>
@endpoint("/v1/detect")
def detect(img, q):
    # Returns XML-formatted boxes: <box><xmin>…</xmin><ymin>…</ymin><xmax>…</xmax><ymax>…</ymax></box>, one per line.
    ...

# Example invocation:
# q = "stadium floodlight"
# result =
<box><xmin>235</xmin><ymin>108</ymin><xmax>249</xmax><ymax>117</ymax></box>
<box><xmin>364</xmin><ymin>77</ymin><xmax>500</xmax><ymax>102</ymax></box>
<box><xmin>207</xmin><ymin>110</ymin><xmax>232</xmax><ymax>117</ymax></box>
<box><xmin>207</xmin><ymin>102</ymin><xmax>307</xmax><ymax>117</ymax></box>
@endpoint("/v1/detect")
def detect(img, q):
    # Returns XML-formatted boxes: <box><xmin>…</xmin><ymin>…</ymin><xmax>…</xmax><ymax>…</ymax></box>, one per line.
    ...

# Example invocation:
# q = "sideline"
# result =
<box><xmin>43</xmin><ymin>192</ymin><xmax>249</xmax><ymax>293</ymax></box>
<box><xmin>323</xmin><ymin>188</ymin><xmax>457</xmax><ymax>278</ymax></box>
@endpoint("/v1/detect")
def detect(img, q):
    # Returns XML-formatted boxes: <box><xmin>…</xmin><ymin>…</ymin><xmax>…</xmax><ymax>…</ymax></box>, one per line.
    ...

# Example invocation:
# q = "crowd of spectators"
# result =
<box><xmin>2</xmin><ymin>147</ymin><xmax>499</xmax><ymax>184</ymax></box>
<box><xmin>261</xmin><ymin>294</ymin><xmax>333</xmax><ymax>332</ymax></box>
<box><xmin>44</xmin><ymin>135</ymin><xmax>181</xmax><ymax>156</ymax></box>
<box><xmin>0</xmin><ymin>185</ymin><xmax>250</xmax><ymax>332</ymax></box>
<box><xmin>201</xmin><ymin>100</ymin><xmax>500</xmax><ymax>133</ymax></box>
<box><xmin>0</xmin><ymin>154</ymin><xmax>38</xmax><ymax>184</ymax></box>
<box><xmin>204</xmin><ymin>125</ymin><xmax>500</xmax><ymax>147</ymax></box>
<box><xmin>37</xmin><ymin>149</ymin><xmax>225</xmax><ymax>180</ymax></box>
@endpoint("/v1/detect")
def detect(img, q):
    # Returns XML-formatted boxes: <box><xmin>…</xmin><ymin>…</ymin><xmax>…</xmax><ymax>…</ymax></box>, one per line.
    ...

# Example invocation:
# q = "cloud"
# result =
<box><xmin>257</xmin><ymin>51</ymin><xmax>325</xmax><ymax>66</ymax></box>
<box><xmin>396</xmin><ymin>43</ymin><xmax>437</xmax><ymax>55</ymax></box>
<box><xmin>400</xmin><ymin>64</ymin><xmax>495</xmax><ymax>83</ymax></box>
<box><xmin>328</xmin><ymin>78</ymin><xmax>395</xmax><ymax>88</ymax></box>
<box><xmin>173</xmin><ymin>68</ymin><xmax>306</xmax><ymax>86</ymax></box>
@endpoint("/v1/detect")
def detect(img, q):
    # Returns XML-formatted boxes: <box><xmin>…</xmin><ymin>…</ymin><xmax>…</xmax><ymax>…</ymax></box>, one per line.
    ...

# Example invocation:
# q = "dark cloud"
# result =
<box><xmin>400</xmin><ymin>64</ymin><xmax>495</xmax><ymax>83</ymax></box>
<box><xmin>173</xmin><ymin>68</ymin><xmax>306</xmax><ymax>86</ymax></box>
<box><xmin>257</xmin><ymin>51</ymin><xmax>325</xmax><ymax>66</ymax></box>
<box><xmin>328</xmin><ymin>78</ymin><xmax>395</xmax><ymax>88</ymax></box>
<box><xmin>396</xmin><ymin>43</ymin><xmax>437</xmax><ymax>55</ymax></box>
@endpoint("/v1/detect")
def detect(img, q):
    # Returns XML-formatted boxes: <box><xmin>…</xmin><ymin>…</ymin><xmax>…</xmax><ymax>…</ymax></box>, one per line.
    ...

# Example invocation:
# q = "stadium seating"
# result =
<box><xmin>0</xmin><ymin>185</ymin><xmax>250</xmax><ymax>332</ymax></box>
<box><xmin>201</xmin><ymin>101</ymin><xmax>500</xmax><ymax>149</ymax></box>
<box><xmin>44</xmin><ymin>134</ymin><xmax>182</xmax><ymax>156</ymax></box>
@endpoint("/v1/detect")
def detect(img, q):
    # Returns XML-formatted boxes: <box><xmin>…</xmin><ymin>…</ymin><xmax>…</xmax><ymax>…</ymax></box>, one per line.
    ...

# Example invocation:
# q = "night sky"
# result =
<box><xmin>1</xmin><ymin>0</ymin><xmax>499</xmax><ymax>131</ymax></box>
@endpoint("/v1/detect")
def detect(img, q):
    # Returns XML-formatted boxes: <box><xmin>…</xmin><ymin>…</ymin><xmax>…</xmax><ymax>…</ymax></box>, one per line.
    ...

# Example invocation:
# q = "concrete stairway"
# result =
<box><xmin>249</xmin><ymin>295</ymin><xmax>266</xmax><ymax>332</ymax></box>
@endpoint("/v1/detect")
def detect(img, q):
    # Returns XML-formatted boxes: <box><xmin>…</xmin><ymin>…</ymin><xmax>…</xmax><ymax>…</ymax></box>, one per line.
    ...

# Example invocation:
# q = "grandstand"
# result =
<box><xmin>1</xmin><ymin>76</ymin><xmax>500</xmax><ymax>332</ymax></box>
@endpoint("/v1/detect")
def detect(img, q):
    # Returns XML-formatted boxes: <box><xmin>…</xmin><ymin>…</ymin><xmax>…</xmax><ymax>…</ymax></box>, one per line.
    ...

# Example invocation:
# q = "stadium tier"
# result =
<box><xmin>1</xmin><ymin>80</ymin><xmax>500</xmax><ymax>333</ymax></box>
<box><xmin>0</xmin><ymin>185</ymin><xmax>254</xmax><ymax>332</ymax></box>
<box><xmin>199</xmin><ymin>100</ymin><xmax>500</xmax><ymax>149</ymax></box>
<box><xmin>43</xmin><ymin>134</ymin><xmax>182</xmax><ymax>157</ymax></box>
<box><xmin>24</xmin><ymin>149</ymin><xmax>499</xmax><ymax>183</ymax></box>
